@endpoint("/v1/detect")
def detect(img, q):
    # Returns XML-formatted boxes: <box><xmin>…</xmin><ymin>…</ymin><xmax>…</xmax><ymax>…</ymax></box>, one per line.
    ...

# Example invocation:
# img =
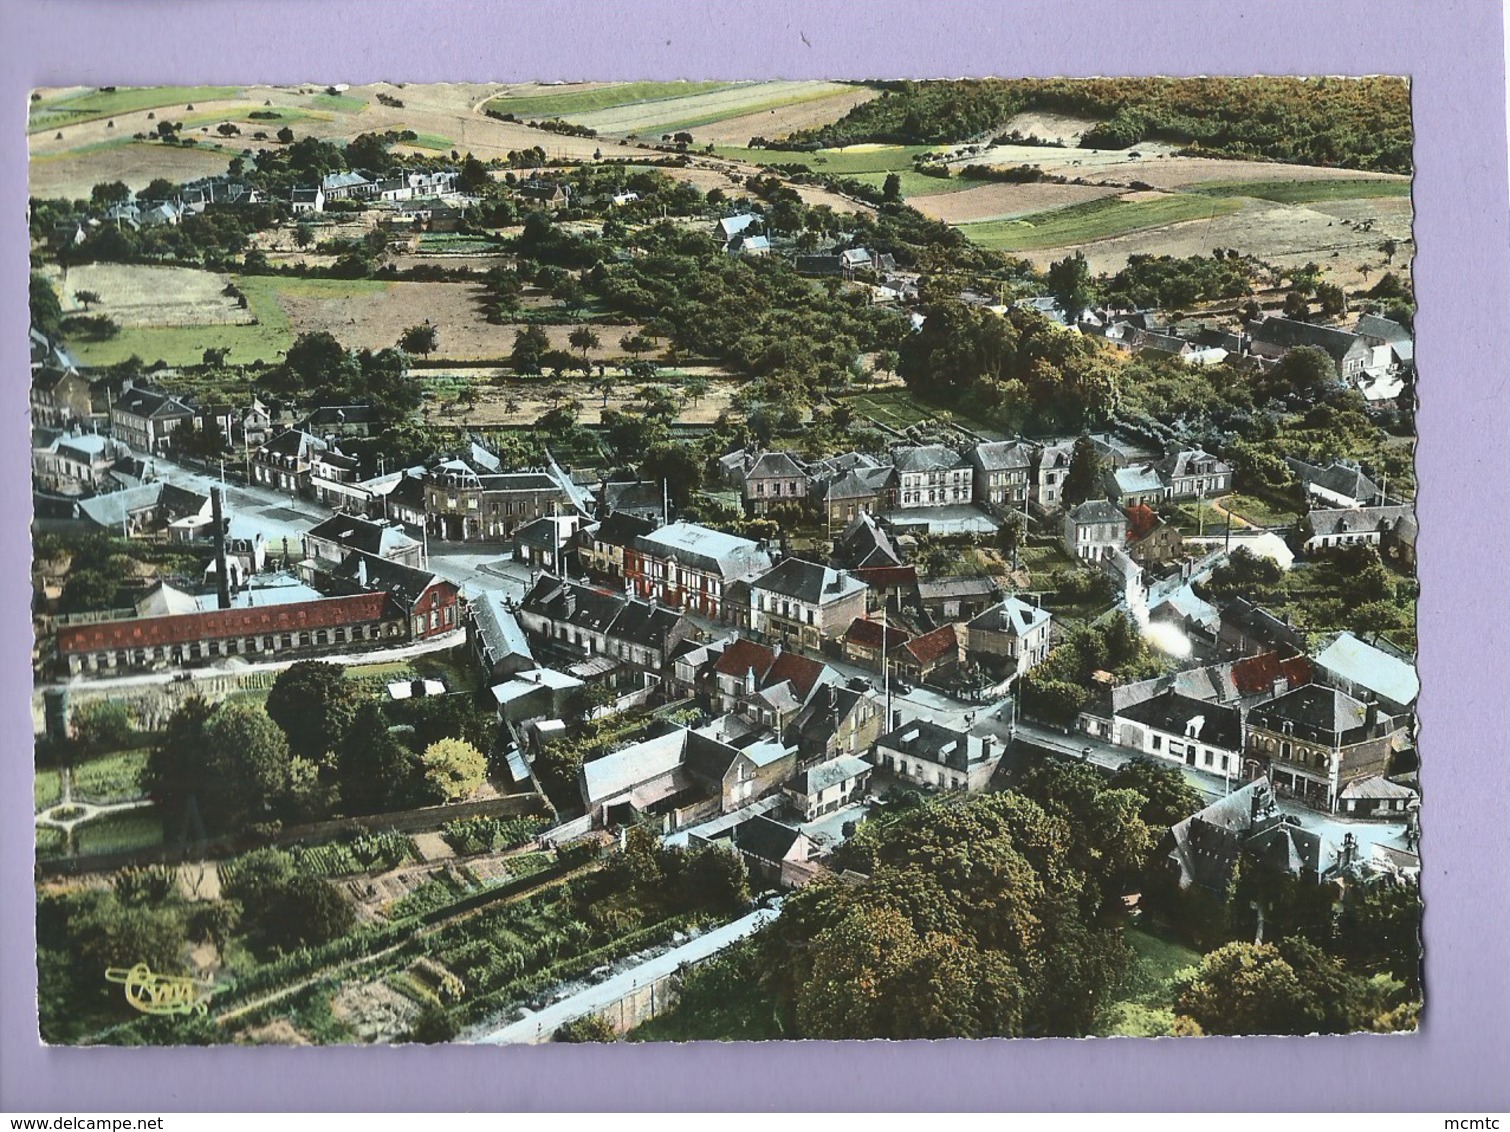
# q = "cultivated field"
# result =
<box><xmin>38</xmin><ymin>263</ymin><xmax>251</xmax><ymax>327</ymax></box>
<box><xmin>29</xmin><ymin>139</ymin><xmax>238</xmax><ymax>199</ymax></box>
<box><xmin>482</xmin><ymin>82</ymin><xmax>739</xmax><ymax>120</ymax></box>
<box><xmin>958</xmin><ymin>192</ymin><xmax>1247</xmax><ymax>252</ymax></box>
<box><xmin>913</xmin><ymin>181</ymin><xmax>1124</xmax><ymax>224</ymax></box>
<box><xmin>684</xmin><ymin>85</ymin><xmax>881</xmax><ymax>145</ymax></box>
<box><xmin>28</xmin><ymin>85</ymin><xmax>244</xmax><ymax>133</ymax></box>
<box><xmin>567</xmin><ymin>81</ymin><xmax>860</xmax><ymax>137</ymax></box>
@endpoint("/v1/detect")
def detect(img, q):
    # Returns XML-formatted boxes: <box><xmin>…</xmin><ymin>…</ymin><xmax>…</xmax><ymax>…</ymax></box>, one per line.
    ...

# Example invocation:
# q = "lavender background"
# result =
<box><xmin>3</xmin><ymin>0</ymin><xmax>1507</xmax><ymax>1112</ymax></box>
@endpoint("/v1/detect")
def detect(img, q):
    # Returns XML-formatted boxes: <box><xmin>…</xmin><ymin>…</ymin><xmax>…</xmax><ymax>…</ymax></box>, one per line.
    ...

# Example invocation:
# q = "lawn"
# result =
<box><xmin>846</xmin><ymin>169</ymin><xmax>973</xmax><ymax>198</ymax></box>
<box><xmin>484</xmin><ymin>82</ymin><xmax>739</xmax><ymax>120</ymax></box>
<box><xmin>72</xmin><ymin>749</ymin><xmax>150</xmax><ymax>804</ymax></box>
<box><xmin>36</xmin><ymin>826</ymin><xmax>68</xmax><ymax>861</ymax></box>
<box><xmin>73</xmin><ymin>809</ymin><xmax>163</xmax><ymax>857</ymax></box>
<box><xmin>61</xmin><ymin>273</ymin><xmax>392</xmax><ymax>368</ymax></box>
<box><xmin>417</xmin><ymin>233</ymin><xmax>502</xmax><ymax>252</ymax></box>
<box><xmin>1188</xmin><ymin>178</ymin><xmax>1412</xmax><ymax>205</ymax></box>
<box><xmin>1096</xmin><ymin>922</ymin><xmax>1201</xmax><ymax>1037</ymax></box>
<box><xmin>1221</xmin><ymin>492</ymin><xmax>1300</xmax><ymax>529</ymax></box>
<box><xmin>29</xmin><ymin>85</ymin><xmax>244</xmax><ymax>132</ymax></box>
<box><xmin>956</xmin><ymin>193</ymin><xmax>1245</xmax><ymax>252</ymax></box>
<box><xmin>34</xmin><ymin>769</ymin><xmax>63</xmax><ymax>812</ymax></box>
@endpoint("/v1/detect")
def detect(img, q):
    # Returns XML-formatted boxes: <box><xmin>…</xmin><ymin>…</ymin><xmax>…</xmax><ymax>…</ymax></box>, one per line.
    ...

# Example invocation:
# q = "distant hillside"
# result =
<box><xmin>782</xmin><ymin>77</ymin><xmax>1412</xmax><ymax>175</ymax></box>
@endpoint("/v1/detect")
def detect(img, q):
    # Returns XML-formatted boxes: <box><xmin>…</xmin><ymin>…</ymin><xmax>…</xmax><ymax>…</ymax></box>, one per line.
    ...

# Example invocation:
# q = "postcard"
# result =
<box><xmin>27</xmin><ymin>76</ymin><xmax>1423</xmax><ymax>1049</ymax></box>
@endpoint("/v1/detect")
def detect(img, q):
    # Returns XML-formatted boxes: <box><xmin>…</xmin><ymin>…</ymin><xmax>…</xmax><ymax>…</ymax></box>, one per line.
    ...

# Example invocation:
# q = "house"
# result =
<box><xmin>242</xmin><ymin>399</ymin><xmax>273</xmax><ymax>447</ymax></box>
<box><xmin>1354</xmin><ymin>313</ymin><xmax>1414</xmax><ymax>369</ymax></box>
<box><xmin>310</xmin><ymin>551</ymin><xmax>462</xmax><ymax>642</ymax></box>
<box><xmin>1243</xmin><ymin>684</ymin><xmax>1404</xmax><ymax>812</ymax></box>
<box><xmin>304</xmin><ymin>512</ymin><xmax>423</xmax><ymax>569</ymax></box>
<box><xmin>714</xmin><ymin>213</ymin><xmax>760</xmax><ymax>247</ymax></box>
<box><xmin>1156</xmin><ymin>448</ymin><xmax>1233</xmax><ymax>500</ymax></box>
<box><xmin>1336</xmin><ymin>775</ymin><xmax>1419</xmax><ymax>819</ymax></box>
<box><xmin>1113</xmin><ymin>689</ymin><xmax>1243</xmax><ymax>777</ymax></box>
<box><xmin>684</xmin><ymin>731</ymin><xmax>797</xmax><ymax>815</ymax></box>
<box><xmin>743</xmin><ymin>451</ymin><xmax>807</xmax><ymax>513</ymax></box>
<box><xmin>423</xmin><ymin>456</ymin><xmax>579</xmax><ymax>542</ymax></box>
<box><xmin>891</xmin><ymin>444</ymin><xmax>972</xmax><ymax>508</ymax></box>
<box><xmin>964</xmin><ymin>596</ymin><xmax>1052</xmax><ymax>678</ymax></box>
<box><xmin>579</xmin><ymin>511</ymin><xmax>660</xmax><ymax>581</ymax></box>
<box><xmin>708</xmin><ymin>638</ymin><xmax>831</xmax><ymax>725</ymax></box>
<box><xmin>893</xmin><ymin>623</ymin><xmax>961</xmax><ymax>684</ymax></box>
<box><xmin>110</xmin><ymin>383</ymin><xmax>195</xmax><ymax>454</ymax></box>
<box><xmin>833</xmin><ymin>511</ymin><xmax>904</xmax><ymax>570</ymax></box>
<box><xmin>290</xmin><ymin>186</ymin><xmax>325</xmax><ymax>213</ymax></box>
<box><xmin>1285</xmin><ymin>457</ymin><xmax>1385</xmax><ymax>509</ymax></box>
<box><xmin>300</xmin><ymin>403</ymin><xmax>381</xmax><ymax>439</ymax></box>
<box><xmin>516</xmin><ymin>179</ymin><xmax>571</xmax><ymax>208</ymax></box>
<box><xmin>466</xmin><ymin>588</ymin><xmax>536</xmax><ymax>683</ymax></box>
<box><xmin>872</xmin><ymin>718</ymin><xmax>1002</xmax><ymax>793</ymax></box>
<box><xmin>842</xmin><ymin>617</ymin><xmax>911</xmax><ymax>672</ymax></box>
<box><xmin>1032</xmin><ymin>439</ymin><xmax>1075</xmax><ymax>513</ymax></box>
<box><xmin>1311</xmin><ymin>631</ymin><xmax>1419</xmax><ymax>715</ymax></box>
<box><xmin>784</xmin><ymin>679</ymin><xmax>884</xmax><ymax>763</ymax></box>
<box><xmin>1219</xmin><ymin>597</ymin><xmax>1307</xmax><ymax>657</ymax></box>
<box><xmin>749</xmin><ymin>558</ymin><xmax>868</xmax><ymax>649</ymax></box>
<box><xmin>917</xmin><ymin>576</ymin><xmax>1000</xmax><ymax>624</ymax></box>
<box><xmin>320</xmin><ymin>170</ymin><xmax>377</xmax><ymax>201</ymax></box>
<box><xmin>701</xmin><ymin>816</ymin><xmax>817</xmax><ymax>888</ymax></box>
<box><xmin>56</xmin><ymin>591</ymin><xmax>404</xmax><ymax>676</ymax></box>
<box><xmin>1169</xmin><ymin>776</ymin><xmax>1337</xmax><ymax>892</ymax></box>
<box><xmin>252</xmin><ymin>430</ymin><xmax>340</xmax><ymax>496</ymax></box>
<box><xmin>513</xmin><ymin>513</ymin><xmax>583</xmax><ymax>572</ymax></box>
<box><xmin>820</xmin><ymin>464</ymin><xmax>894</xmax><ymax>524</ymax></box>
<box><xmin>1247</xmin><ymin>315</ymin><xmax>1392</xmax><ymax>384</ymax></box>
<box><xmin>518</xmin><ymin>573</ymin><xmax>694</xmax><ymax>677</ymax></box>
<box><xmin>733</xmin><ymin>233</ymin><xmax>771</xmax><ymax>257</ymax></box>
<box><xmin>490</xmin><ymin>667</ymin><xmax>584</xmax><ymax>725</ymax></box>
<box><xmin>73</xmin><ymin>481</ymin><xmax>210</xmax><ymax>536</ymax></box>
<box><xmin>597</xmin><ymin>478</ymin><xmax>666</xmax><ymax>524</ymax></box>
<box><xmin>1126</xmin><ymin>506</ymin><xmax>1184</xmax><ymax>566</ymax></box>
<box><xmin>1063</xmin><ymin>499</ymin><xmax>1128</xmax><ymax>560</ymax></box>
<box><xmin>784</xmin><ymin>754</ymin><xmax>872</xmax><ymax>821</ymax></box>
<box><xmin>1299</xmin><ymin>505</ymin><xmax>1415</xmax><ymax>553</ymax></box>
<box><xmin>1106</xmin><ymin>464</ymin><xmax>1165</xmax><ymax>508</ymax></box>
<box><xmin>626</xmin><ymin>521</ymin><xmax>772</xmax><ymax>621</ymax></box>
<box><xmin>32</xmin><ymin>432</ymin><xmax>130</xmax><ymax>494</ymax></box>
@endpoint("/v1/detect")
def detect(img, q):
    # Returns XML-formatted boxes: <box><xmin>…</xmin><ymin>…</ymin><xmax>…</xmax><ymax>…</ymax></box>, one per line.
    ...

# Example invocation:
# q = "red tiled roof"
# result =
<box><xmin>854</xmin><ymin>565</ymin><xmax>919</xmax><ymax>589</ymax></box>
<box><xmin>901</xmin><ymin>624</ymin><xmax>959</xmax><ymax>667</ymax></box>
<box><xmin>1232</xmin><ymin>652</ymin><xmax>1313</xmax><ymax>696</ymax></box>
<box><xmin>711</xmin><ymin>637</ymin><xmax>775</xmax><ymax>680</ymax></box>
<box><xmin>766</xmin><ymin>651</ymin><xmax>825</xmax><ymax>700</ymax></box>
<box><xmin>844</xmin><ymin>618</ymin><xmax>911</xmax><ymax>651</ymax></box>
<box><xmin>57</xmin><ymin>593</ymin><xmax>395</xmax><ymax>655</ymax></box>
<box><xmin>710</xmin><ymin>637</ymin><xmax>825</xmax><ymax>700</ymax></box>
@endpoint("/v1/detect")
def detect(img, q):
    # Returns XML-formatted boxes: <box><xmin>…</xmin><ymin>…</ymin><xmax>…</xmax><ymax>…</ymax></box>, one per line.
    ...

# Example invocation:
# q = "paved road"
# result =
<box><xmin>473</xmin><ymin>903</ymin><xmax>780</xmax><ymax>1045</ymax></box>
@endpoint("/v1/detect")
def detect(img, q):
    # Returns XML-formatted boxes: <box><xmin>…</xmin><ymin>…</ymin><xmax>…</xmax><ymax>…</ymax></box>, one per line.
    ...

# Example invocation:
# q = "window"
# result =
<box><xmin>1151</xmin><ymin>735</ymin><xmax>1162</xmax><ymax>751</ymax></box>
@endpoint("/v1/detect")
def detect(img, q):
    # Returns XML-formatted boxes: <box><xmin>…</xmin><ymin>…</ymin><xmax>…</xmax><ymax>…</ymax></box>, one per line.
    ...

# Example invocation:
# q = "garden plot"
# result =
<box><xmin>41</xmin><ymin>263</ymin><xmax>250</xmax><ymax>326</ymax></box>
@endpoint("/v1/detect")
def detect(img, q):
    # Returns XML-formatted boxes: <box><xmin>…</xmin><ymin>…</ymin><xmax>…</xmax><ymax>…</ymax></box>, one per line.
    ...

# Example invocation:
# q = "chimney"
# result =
<box><xmin>211</xmin><ymin>488</ymin><xmax>231</xmax><ymax>610</ymax></box>
<box><xmin>1365</xmin><ymin>699</ymin><xmax>1379</xmax><ymax>732</ymax></box>
<box><xmin>357</xmin><ymin>557</ymin><xmax>368</xmax><ymax>588</ymax></box>
<box><xmin>981</xmin><ymin>735</ymin><xmax>994</xmax><ymax>760</ymax></box>
<box><xmin>891</xmin><ymin>710</ymin><xmax>903</xmax><ymax>732</ymax></box>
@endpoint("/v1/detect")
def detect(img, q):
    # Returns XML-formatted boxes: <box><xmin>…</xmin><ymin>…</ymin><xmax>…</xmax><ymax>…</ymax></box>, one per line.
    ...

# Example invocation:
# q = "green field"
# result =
<box><xmin>29</xmin><ymin>86</ymin><xmax>244</xmax><ymax>133</ymax></box>
<box><xmin>417</xmin><ymin>232</ymin><xmax>502</xmax><ymax>252</ymax></box>
<box><xmin>633</xmin><ymin>89</ymin><xmax>863</xmax><ymax>138</ymax></box>
<box><xmin>1221</xmin><ymin>492</ymin><xmax>1300</xmax><ymax>529</ymax></box>
<box><xmin>1188</xmin><ymin>178</ymin><xmax>1412</xmax><ymax>205</ymax></box>
<box><xmin>847</xmin><ymin>168</ymin><xmax>971</xmax><ymax>198</ymax></box>
<box><xmin>308</xmin><ymin>92</ymin><xmax>367</xmax><ymax>114</ymax></box>
<box><xmin>715</xmin><ymin>143</ymin><xmax>932</xmax><ymax>175</ymax></box>
<box><xmin>402</xmin><ymin>132</ymin><xmax>455</xmax><ymax>152</ymax></box>
<box><xmin>62</xmin><ymin>273</ymin><xmax>393</xmax><ymax>368</ymax></box>
<box><xmin>485</xmin><ymin>82</ymin><xmax>738</xmax><ymax>120</ymax></box>
<box><xmin>74</xmin><ymin>809</ymin><xmax>164</xmax><ymax>857</ymax></box>
<box><xmin>72</xmin><ymin>749</ymin><xmax>150</xmax><ymax>805</ymax></box>
<box><xmin>958</xmin><ymin>194</ymin><xmax>1246</xmax><ymax>252</ymax></box>
<box><xmin>843</xmin><ymin>389</ymin><xmax>937</xmax><ymax>429</ymax></box>
<box><xmin>34</xmin><ymin>769</ymin><xmax>63</xmax><ymax>812</ymax></box>
<box><xmin>1096</xmin><ymin>923</ymin><xmax>1202</xmax><ymax>1037</ymax></box>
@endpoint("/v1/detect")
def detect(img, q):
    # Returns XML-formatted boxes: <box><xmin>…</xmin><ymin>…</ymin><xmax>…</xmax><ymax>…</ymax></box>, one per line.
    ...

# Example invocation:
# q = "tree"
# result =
<box><xmin>642</xmin><ymin>441</ymin><xmax>704</xmax><ymax>509</ymax></box>
<box><xmin>284</xmin><ymin>330</ymin><xmax>358</xmax><ymax>393</ymax></box>
<box><xmin>90</xmin><ymin>180</ymin><xmax>131</xmax><ymax>207</ymax></box>
<box><xmin>142</xmin><ymin>178</ymin><xmax>178</xmax><ymax>202</ymax></box>
<box><xmin>276</xmin><ymin>126</ymin><xmax>295</xmax><ymax>144</ymax></box>
<box><xmin>30</xmin><ymin>273</ymin><xmax>63</xmax><ymax>339</ymax></box>
<box><xmin>1315</xmin><ymin>282</ymin><xmax>1347</xmax><ymax>319</ymax></box>
<box><xmin>420</xmin><ymin>738</ymin><xmax>487</xmax><ymax>802</ymax></box>
<box><xmin>73</xmin><ymin>289</ymin><xmax>102</xmax><ymax>311</ymax></box>
<box><xmin>1061</xmin><ymin>433</ymin><xmax>1103</xmax><ymax>506</ymax></box>
<box><xmin>1046</xmin><ymin>252</ymin><xmax>1095</xmax><ymax>323</ymax></box>
<box><xmin>881</xmin><ymin>172</ymin><xmax>902</xmax><ymax>202</ymax></box>
<box><xmin>265</xmin><ymin>661</ymin><xmax>361</xmax><ymax>761</ymax></box>
<box><xmin>1380</xmin><ymin>238</ymin><xmax>1398</xmax><ymax>264</ymax></box>
<box><xmin>1108</xmin><ymin>757</ymin><xmax>1204</xmax><ymax>831</ymax></box>
<box><xmin>70</xmin><ymin>700</ymin><xmax>134</xmax><ymax>758</ymax></box>
<box><xmin>1272</xmin><ymin>345</ymin><xmax>1336</xmax><ymax>398</ymax></box>
<box><xmin>203</xmin><ymin>702</ymin><xmax>294</xmax><ymax>826</ymax></box>
<box><xmin>554</xmin><ymin>1014</ymin><xmax>618</xmax><ymax>1043</ymax></box>
<box><xmin>568</xmin><ymin>326</ymin><xmax>601</xmax><ymax>365</ymax></box>
<box><xmin>399</xmin><ymin>323</ymin><xmax>439</xmax><ymax>359</ymax></box>
<box><xmin>511</xmin><ymin>324</ymin><xmax>549</xmax><ymax>375</ymax></box>
<box><xmin>1175</xmin><ymin>936</ymin><xmax>1376</xmax><ymax>1036</ymax></box>
<box><xmin>293</xmin><ymin>222</ymin><xmax>313</xmax><ymax>249</ymax></box>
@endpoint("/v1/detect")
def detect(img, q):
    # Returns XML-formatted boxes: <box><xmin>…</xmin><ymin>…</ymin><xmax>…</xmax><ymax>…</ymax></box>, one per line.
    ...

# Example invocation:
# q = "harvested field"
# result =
<box><xmin>29</xmin><ymin>139</ymin><xmax>236</xmax><ymax>199</ymax></box>
<box><xmin>572</xmin><ymin>81</ymin><xmax>857</xmax><ymax>137</ymax></box>
<box><xmin>451</xmin><ymin>376</ymin><xmax>739</xmax><ymax>427</ymax></box>
<box><xmin>38</xmin><ymin>263</ymin><xmax>249</xmax><ymax>327</ymax></box>
<box><xmin>959</xmin><ymin>192</ymin><xmax>1246</xmax><ymax>252</ymax></box>
<box><xmin>997</xmin><ymin>111</ymin><xmax>1102</xmax><ymax>146</ymax></box>
<box><xmin>688</xmin><ymin>85</ymin><xmax>881</xmax><ymax>145</ymax></box>
<box><xmin>483</xmin><ymin>81</ymin><xmax>739</xmax><ymax>120</ymax></box>
<box><xmin>913</xmin><ymin>180</ymin><xmax>1124</xmax><ymax>224</ymax></box>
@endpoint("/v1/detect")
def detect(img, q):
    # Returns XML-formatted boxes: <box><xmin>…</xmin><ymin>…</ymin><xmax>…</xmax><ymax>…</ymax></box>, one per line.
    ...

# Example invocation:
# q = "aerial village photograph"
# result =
<box><xmin>26</xmin><ymin>76</ymin><xmax>1422</xmax><ymax>1046</ymax></box>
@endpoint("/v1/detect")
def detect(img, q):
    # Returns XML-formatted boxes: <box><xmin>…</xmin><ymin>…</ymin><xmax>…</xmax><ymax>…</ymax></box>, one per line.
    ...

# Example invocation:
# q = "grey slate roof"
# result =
<box><xmin>970</xmin><ymin>440</ymin><xmax>1035</xmax><ymax>472</ymax></box>
<box><xmin>306</xmin><ymin>513</ymin><xmax>417</xmax><ymax>558</ymax></box>
<box><xmin>1247</xmin><ymin>683</ymin><xmax>1389</xmax><ymax>745</ymax></box>
<box><xmin>876</xmin><ymin>718</ymin><xmax>985</xmax><ymax>772</ymax></box>
<box><xmin>790</xmin><ymin>754</ymin><xmax>871</xmax><ymax>796</ymax></box>
<box><xmin>752</xmin><ymin>558</ymin><xmax>864</xmax><ymax>605</ymax></box>
<box><xmin>967</xmin><ymin>595</ymin><xmax>1051</xmax><ymax>637</ymax></box>
<box><xmin>1116</xmin><ymin>689</ymin><xmax>1242</xmax><ymax>751</ymax></box>
<box><xmin>1249</xmin><ymin>315</ymin><xmax>1367</xmax><ymax>364</ymax></box>
<box><xmin>1067</xmin><ymin>499</ymin><xmax>1127</xmax><ymax>525</ymax></box>
<box><xmin>893</xmin><ymin>444</ymin><xmax>967</xmax><ymax>473</ymax></box>
<box><xmin>1312</xmin><ymin>631</ymin><xmax>1419</xmax><ymax>708</ymax></box>
<box><xmin>1304</xmin><ymin>505</ymin><xmax>1414</xmax><ymax>540</ymax></box>
<box><xmin>471</xmin><ymin>588</ymin><xmax>534</xmax><ymax>668</ymax></box>
<box><xmin>746</xmin><ymin>451</ymin><xmax>805</xmax><ymax>479</ymax></box>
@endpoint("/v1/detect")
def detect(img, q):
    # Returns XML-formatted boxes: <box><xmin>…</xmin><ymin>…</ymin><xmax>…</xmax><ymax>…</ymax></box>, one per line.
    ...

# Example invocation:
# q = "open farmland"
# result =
<box><xmin>912</xmin><ymin>180</ymin><xmax>1123</xmax><ymax>223</ymax></box>
<box><xmin>681</xmin><ymin>85</ymin><xmax>880</xmax><ymax>146</ymax></box>
<box><xmin>568</xmin><ymin>81</ymin><xmax>861</xmax><ymax>137</ymax></box>
<box><xmin>29</xmin><ymin>139</ymin><xmax>239</xmax><ymax>199</ymax></box>
<box><xmin>1187</xmin><ymin>178</ymin><xmax>1413</xmax><ymax>204</ymax></box>
<box><xmin>482</xmin><ymin>82</ymin><xmax>740</xmax><ymax>120</ymax></box>
<box><xmin>958</xmin><ymin>192</ymin><xmax>1246</xmax><ymax>252</ymax></box>
<box><xmin>38</xmin><ymin>263</ymin><xmax>250</xmax><ymax>327</ymax></box>
<box><xmin>28</xmin><ymin>85</ymin><xmax>244</xmax><ymax>133</ymax></box>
